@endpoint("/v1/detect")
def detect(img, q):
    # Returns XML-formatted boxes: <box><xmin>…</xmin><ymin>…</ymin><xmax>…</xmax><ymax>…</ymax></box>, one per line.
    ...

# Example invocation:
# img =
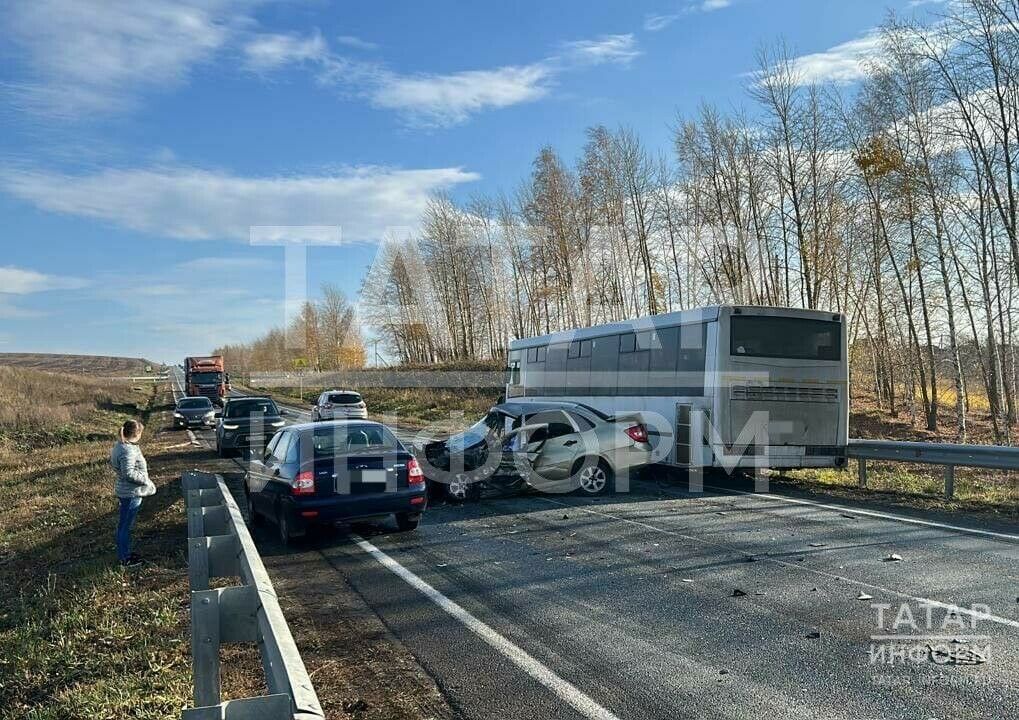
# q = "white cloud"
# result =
<box><xmin>0</xmin><ymin>165</ymin><xmax>480</xmax><ymax>243</ymax></box>
<box><xmin>560</xmin><ymin>34</ymin><xmax>641</xmax><ymax>66</ymax></box>
<box><xmin>176</xmin><ymin>256</ymin><xmax>272</xmax><ymax>272</ymax></box>
<box><xmin>3</xmin><ymin>0</ymin><xmax>260</xmax><ymax>117</ymax></box>
<box><xmin>644</xmin><ymin>1</ymin><xmax>731</xmax><ymax>31</ymax></box>
<box><xmin>0</xmin><ymin>266</ymin><xmax>89</xmax><ymax>294</ymax></box>
<box><xmin>644</xmin><ymin>13</ymin><xmax>682</xmax><ymax>31</ymax></box>
<box><xmin>243</xmin><ymin>31</ymin><xmax>328</xmax><ymax>71</ymax></box>
<box><xmin>245</xmin><ymin>31</ymin><xmax>640</xmax><ymax>127</ymax></box>
<box><xmin>786</xmin><ymin>29</ymin><xmax>883</xmax><ymax>85</ymax></box>
<box><xmin>336</xmin><ymin>35</ymin><xmax>378</xmax><ymax>51</ymax></box>
<box><xmin>369</xmin><ymin>64</ymin><xmax>553</xmax><ymax>126</ymax></box>
<box><xmin>359</xmin><ymin>33</ymin><xmax>641</xmax><ymax>126</ymax></box>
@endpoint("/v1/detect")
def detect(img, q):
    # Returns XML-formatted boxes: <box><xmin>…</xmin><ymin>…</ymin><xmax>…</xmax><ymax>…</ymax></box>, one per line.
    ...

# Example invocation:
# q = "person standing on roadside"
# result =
<box><xmin>111</xmin><ymin>419</ymin><xmax>155</xmax><ymax>566</ymax></box>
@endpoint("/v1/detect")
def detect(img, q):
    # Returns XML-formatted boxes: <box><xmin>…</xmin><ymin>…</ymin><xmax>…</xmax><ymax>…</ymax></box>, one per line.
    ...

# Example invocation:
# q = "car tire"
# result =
<box><xmin>277</xmin><ymin>508</ymin><xmax>294</xmax><ymax>546</ymax></box>
<box><xmin>246</xmin><ymin>491</ymin><xmax>262</xmax><ymax>526</ymax></box>
<box><xmin>573</xmin><ymin>457</ymin><xmax>614</xmax><ymax>496</ymax></box>
<box><xmin>445</xmin><ymin>474</ymin><xmax>477</xmax><ymax>503</ymax></box>
<box><xmin>395</xmin><ymin>512</ymin><xmax>420</xmax><ymax>532</ymax></box>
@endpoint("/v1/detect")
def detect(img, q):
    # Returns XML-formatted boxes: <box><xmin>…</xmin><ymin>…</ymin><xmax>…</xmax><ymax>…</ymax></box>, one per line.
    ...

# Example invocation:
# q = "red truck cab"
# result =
<box><xmin>185</xmin><ymin>355</ymin><xmax>230</xmax><ymax>405</ymax></box>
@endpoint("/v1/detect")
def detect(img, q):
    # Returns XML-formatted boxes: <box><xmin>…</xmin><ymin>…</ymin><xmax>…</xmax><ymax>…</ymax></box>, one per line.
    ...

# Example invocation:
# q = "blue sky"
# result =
<box><xmin>0</xmin><ymin>0</ymin><xmax>941</xmax><ymax>363</ymax></box>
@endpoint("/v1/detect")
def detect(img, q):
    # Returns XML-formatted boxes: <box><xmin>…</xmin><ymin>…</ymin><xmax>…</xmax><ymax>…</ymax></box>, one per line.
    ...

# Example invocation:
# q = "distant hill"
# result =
<box><xmin>0</xmin><ymin>353</ymin><xmax>159</xmax><ymax>376</ymax></box>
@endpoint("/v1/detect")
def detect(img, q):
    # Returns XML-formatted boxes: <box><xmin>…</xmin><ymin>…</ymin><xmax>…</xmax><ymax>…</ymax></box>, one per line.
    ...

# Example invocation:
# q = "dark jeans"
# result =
<box><xmin>116</xmin><ymin>496</ymin><xmax>143</xmax><ymax>562</ymax></box>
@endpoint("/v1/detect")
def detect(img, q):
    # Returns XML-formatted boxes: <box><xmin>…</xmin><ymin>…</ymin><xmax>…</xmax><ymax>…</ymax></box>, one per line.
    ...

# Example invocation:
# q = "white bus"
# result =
<box><xmin>505</xmin><ymin>305</ymin><xmax>849</xmax><ymax>471</ymax></box>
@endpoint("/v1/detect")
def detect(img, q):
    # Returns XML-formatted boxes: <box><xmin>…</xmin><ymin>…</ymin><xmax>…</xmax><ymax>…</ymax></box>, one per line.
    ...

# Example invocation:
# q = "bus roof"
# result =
<box><xmin>507</xmin><ymin>305</ymin><xmax>840</xmax><ymax>350</ymax></box>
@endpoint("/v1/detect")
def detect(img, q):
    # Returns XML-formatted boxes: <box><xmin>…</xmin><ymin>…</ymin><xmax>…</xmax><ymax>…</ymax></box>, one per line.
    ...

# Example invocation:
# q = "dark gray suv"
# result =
<box><xmin>173</xmin><ymin>396</ymin><xmax>216</xmax><ymax>429</ymax></box>
<box><xmin>215</xmin><ymin>397</ymin><xmax>286</xmax><ymax>457</ymax></box>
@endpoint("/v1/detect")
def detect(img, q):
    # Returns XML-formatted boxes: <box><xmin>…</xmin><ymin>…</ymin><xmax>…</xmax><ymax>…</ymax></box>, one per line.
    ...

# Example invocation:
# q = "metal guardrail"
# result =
<box><xmin>182</xmin><ymin>470</ymin><xmax>324</xmax><ymax>720</ymax></box>
<box><xmin>847</xmin><ymin>439</ymin><xmax>1019</xmax><ymax>499</ymax></box>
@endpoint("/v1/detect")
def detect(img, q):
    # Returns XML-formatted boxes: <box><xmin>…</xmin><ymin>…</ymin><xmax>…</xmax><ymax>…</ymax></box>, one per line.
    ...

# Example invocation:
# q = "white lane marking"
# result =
<box><xmin>538</xmin><ymin>498</ymin><xmax>1019</xmax><ymax>630</ymax></box>
<box><xmin>701</xmin><ymin>483</ymin><xmax>1019</xmax><ymax>543</ymax></box>
<box><xmin>355</xmin><ymin>537</ymin><xmax>622</xmax><ymax>720</ymax></box>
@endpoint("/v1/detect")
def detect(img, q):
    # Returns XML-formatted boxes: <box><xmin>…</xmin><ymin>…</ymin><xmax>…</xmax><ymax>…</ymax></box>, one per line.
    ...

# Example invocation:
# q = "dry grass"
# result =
<box><xmin>0</xmin><ymin>377</ymin><xmax>260</xmax><ymax>718</ymax></box>
<box><xmin>782</xmin><ymin>464</ymin><xmax>1019</xmax><ymax>518</ymax></box>
<box><xmin>0</xmin><ymin>366</ymin><xmax>127</xmax><ymax>452</ymax></box>
<box><xmin>0</xmin><ymin>353</ymin><xmax>155</xmax><ymax>377</ymax></box>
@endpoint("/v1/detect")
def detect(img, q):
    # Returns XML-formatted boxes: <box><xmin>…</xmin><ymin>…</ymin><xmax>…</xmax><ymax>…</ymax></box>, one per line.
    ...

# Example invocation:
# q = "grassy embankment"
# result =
<box><xmin>0</xmin><ymin>366</ymin><xmax>259</xmax><ymax>719</ymax></box>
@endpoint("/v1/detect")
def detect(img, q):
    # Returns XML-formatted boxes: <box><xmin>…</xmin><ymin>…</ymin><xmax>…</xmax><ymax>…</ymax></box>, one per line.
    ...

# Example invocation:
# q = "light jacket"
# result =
<box><xmin>111</xmin><ymin>440</ymin><xmax>156</xmax><ymax>499</ymax></box>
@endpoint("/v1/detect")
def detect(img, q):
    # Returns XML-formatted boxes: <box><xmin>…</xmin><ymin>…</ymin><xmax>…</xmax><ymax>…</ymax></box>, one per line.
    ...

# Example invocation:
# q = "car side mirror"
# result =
<box><xmin>214</xmin><ymin>411</ymin><xmax>222</xmax><ymax>419</ymax></box>
<box><xmin>280</xmin><ymin>409</ymin><xmax>290</xmax><ymax>417</ymax></box>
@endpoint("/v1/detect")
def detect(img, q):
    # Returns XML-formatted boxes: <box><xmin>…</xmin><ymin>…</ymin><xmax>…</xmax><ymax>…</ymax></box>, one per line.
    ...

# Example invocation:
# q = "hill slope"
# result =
<box><xmin>0</xmin><ymin>353</ymin><xmax>157</xmax><ymax>376</ymax></box>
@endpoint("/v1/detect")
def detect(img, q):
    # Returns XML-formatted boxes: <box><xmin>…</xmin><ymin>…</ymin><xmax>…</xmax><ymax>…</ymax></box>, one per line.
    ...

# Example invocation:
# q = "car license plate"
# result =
<box><xmin>359</xmin><ymin>470</ymin><xmax>387</xmax><ymax>485</ymax></box>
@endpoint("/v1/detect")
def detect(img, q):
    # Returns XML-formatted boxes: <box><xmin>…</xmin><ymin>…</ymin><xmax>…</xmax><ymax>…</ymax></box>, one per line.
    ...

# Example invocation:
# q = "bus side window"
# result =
<box><xmin>590</xmin><ymin>336</ymin><xmax>620</xmax><ymax>396</ymax></box>
<box><xmin>677</xmin><ymin>323</ymin><xmax>707</xmax><ymax>395</ymax></box>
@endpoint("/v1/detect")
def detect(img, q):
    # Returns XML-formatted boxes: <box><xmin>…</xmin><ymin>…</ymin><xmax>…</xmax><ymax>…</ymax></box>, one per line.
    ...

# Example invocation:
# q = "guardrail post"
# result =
<box><xmin>182</xmin><ymin>694</ymin><xmax>292</xmax><ymax>720</ymax></box>
<box><xmin>190</xmin><ymin>586</ymin><xmax>259</xmax><ymax>707</ymax></box>
<box><xmin>944</xmin><ymin>464</ymin><xmax>955</xmax><ymax>499</ymax></box>
<box><xmin>183</xmin><ymin>470</ymin><xmax>324</xmax><ymax>720</ymax></box>
<box><xmin>857</xmin><ymin>458</ymin><xmax>867</xmax><ymax>488</ymax></box>
<box><xmin>191</xmin><ymin>590</ymin><xmax>222</xmax><ymax>707</ymax></box>
<box><xmin>189</xmin><ymin>535</ymin><xmax>240</xmax><ymax>592</ymax></box>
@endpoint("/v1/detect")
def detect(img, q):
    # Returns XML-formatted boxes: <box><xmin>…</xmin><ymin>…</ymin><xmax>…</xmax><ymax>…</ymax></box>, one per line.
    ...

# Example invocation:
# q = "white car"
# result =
<box><xmin>312</xmin><ymin>390</ymin><xmax>368</xmax><ymax>421</ymax></box>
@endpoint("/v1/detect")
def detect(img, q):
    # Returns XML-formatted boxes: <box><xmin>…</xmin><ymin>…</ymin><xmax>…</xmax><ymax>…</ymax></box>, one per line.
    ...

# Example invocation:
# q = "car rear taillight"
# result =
<box><xmin>292</xmin><ymin>470</ymin><xmax>315</xmax><ymax>495</ymax></box>
<box><xmin>407</xmin><ymin>457</ymin><xmax>425</xmax><ymax>485</ymax></box>
<box><xmin>625</xmin><ymin>424</ymin><xmax>649</xmax><ymax>443</ymax></box>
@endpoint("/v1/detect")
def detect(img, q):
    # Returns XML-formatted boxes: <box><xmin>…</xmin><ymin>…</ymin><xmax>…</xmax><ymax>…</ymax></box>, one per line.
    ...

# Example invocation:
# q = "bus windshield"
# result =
<box><xmin>730</xmin><ymin>316</ymin><xmax>841</xmax><ymax>361</ymax></box>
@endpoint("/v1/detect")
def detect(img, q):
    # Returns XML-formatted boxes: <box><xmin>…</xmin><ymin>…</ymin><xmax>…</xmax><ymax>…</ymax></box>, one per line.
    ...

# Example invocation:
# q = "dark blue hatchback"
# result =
<box><xmin>244</xmin><ymin>421</ymin><xmax>427</xmax><ymax>544</ymax></box>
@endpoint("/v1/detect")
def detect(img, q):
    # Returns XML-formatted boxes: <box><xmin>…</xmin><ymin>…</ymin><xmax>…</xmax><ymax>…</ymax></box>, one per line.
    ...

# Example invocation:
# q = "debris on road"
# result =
<box><xmin>808</xmin><ymin>542</ymin><xmax>826</xmax><ymax>548</ymax></box>
<box><xmin>342</xmin><ymin>698</ymin><xmax>369</xmax><ymax>714</ymax></box>
<box><xmin>928</xmin><ymin>643</ymin><xmax>987</xmax><ymax>665</ymax></box>
<box><xmin>882</xmin><ymin>553</ymin><xmax>903</xmax><ymax>562</ymax></box>
<box><xmin>857</xmin><ymin>593</ymin><xmax>873</xmax><ymax>600</ymax></box>
<box><xmin>805</xmin><ymin>631</ymin><xmax>821</xmax><ymax>639</ymax></box>
<box><xmin>732</xmin><ymin>588</ymin><xmax>747</xmax><ymax>597</ymax></box>
<box><xmin>681</xmin><ymin>578</ymin><xmax>694</xmax><ymax>583</ymax></box>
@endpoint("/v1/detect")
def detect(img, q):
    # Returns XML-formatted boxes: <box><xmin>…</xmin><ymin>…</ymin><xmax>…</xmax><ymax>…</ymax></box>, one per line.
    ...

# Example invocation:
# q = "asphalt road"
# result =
<box><xmin>171</xmin><ymin>369</ymin><xmax>1019</xmax><ymax>719</ymax></box>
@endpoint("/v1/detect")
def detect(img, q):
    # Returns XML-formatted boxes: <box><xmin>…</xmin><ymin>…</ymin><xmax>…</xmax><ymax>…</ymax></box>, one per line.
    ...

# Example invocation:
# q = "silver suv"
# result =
<box><xmin>312</xmin><ymin>390</ymin><xmax>367</xmax><ymax>421</ymax></box>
